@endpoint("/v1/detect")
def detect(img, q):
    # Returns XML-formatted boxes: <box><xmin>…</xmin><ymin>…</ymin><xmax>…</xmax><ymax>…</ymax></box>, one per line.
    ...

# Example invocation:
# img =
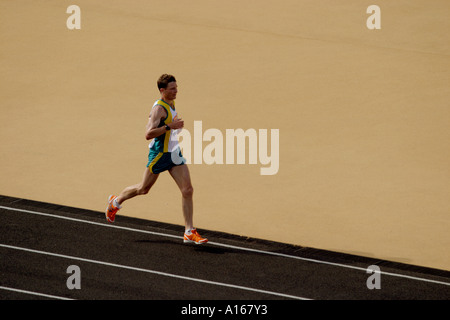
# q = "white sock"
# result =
<box><xmin>185</xmin><ymin>229</ymin><xmax>192</xmax><ymax>235</ymax></box>
<box><xmin>113</xmin><ymin>198</ymin><xmax>122</xmax><ymax>209</ymax></box>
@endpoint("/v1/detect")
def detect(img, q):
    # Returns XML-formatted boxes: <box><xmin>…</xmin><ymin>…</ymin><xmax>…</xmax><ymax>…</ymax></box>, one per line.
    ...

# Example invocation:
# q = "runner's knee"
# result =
<box><xmin>181</xmin><ymin>185</ymin><xmax>193</xmax><ymax>198</ymax></box>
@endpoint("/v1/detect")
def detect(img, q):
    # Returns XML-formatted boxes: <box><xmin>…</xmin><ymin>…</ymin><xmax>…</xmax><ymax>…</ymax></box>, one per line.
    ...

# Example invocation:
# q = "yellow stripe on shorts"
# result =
<box><xmin>148</xmin><ymin>152</ymin><xmax>163</xmax><ymax>173</ymax></box>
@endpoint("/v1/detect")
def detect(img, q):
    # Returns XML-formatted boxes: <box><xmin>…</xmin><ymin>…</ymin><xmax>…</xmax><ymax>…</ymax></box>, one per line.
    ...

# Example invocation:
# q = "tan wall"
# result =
<box><xmin>1</xmin><ymin>0</ymin><xmax>449</xmax><ymax>270</ymax></box>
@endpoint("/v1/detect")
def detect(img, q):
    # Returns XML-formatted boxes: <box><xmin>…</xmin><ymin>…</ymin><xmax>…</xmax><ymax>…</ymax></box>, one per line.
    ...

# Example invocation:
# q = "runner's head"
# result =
<box><xmin>157</xmin><ymin>74</ymin><xmax>177</xmax><ymax>100</ymax></box>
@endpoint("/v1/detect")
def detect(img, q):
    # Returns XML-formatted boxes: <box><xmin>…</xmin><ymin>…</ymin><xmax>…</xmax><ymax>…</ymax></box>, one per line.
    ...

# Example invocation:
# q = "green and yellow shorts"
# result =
<box><xmin>147</xmin><ymin>148</ymin><xmax>186</xmax><ymax>174</ymax></box>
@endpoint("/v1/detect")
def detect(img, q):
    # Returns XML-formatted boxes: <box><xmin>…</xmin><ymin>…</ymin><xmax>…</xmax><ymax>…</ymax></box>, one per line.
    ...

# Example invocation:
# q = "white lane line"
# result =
<box><xmin>0</xmin><ymin>285</ymin><xmax>74</xmax><ymax>300</ymax></box>
<box><xmin>1</xmin><ymin>205</ymin><xmax>449</xmax><ymax>287</ymax></box>
<box><xmin>0</xmin><ymin>243</ymin><xmax>309</xmax><ymax>300</ymax></box>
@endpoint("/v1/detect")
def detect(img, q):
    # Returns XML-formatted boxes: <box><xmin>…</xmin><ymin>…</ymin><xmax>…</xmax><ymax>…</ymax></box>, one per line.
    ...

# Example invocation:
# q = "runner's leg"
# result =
<box><xmin>116</xmin><ymin>168</ymin><xmax>159</xmax><ymax>205</ymax></box>
<box><xmin>169</xmin><ymin>164</ymin><xmax>194</xmax><ymax>231</ymax></box>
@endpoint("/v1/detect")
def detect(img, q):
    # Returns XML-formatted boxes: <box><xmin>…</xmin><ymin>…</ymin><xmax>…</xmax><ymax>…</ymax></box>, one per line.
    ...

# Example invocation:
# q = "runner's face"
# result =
<box><xmin>162</xmin><ymin>82</ymin><xmax>177</xmax><ymax>100</ymax></box>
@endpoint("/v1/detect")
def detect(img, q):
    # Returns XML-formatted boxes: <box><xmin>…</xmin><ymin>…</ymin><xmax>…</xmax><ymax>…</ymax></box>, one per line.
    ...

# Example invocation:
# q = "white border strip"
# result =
<box><xmin>1</xmin><ymin>205</ymin><xmax>449</xmax><ymax>287</ymax></box>
<box><xmin>0</xmin><ymin>285</ymin><xmax>74</xmax><ymax>300</ymax></box>
<box><xmin>0</xmin><ymin>243</ymin><xmax>309</xmax><ymax>300</ymax></box>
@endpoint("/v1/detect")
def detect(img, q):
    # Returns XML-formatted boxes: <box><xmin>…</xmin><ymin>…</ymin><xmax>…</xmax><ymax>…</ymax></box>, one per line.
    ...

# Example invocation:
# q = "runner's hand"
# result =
<box><xmin>170</xmin><ymin>118</ymin><xmax>184</xmax><ymax>130</ymax></box>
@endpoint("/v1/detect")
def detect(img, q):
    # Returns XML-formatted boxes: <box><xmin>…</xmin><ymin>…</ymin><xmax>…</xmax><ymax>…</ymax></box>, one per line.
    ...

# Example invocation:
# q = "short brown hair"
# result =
<box><xmin>157</xmin><ymin>74</ymin><xmax>176</xmax><ymax>90</ymax></box>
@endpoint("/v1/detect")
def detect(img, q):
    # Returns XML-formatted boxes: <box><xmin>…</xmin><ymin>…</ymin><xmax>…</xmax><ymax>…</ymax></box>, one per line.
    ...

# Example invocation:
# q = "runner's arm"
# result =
<box><xmin>145</xmin><ymin>106</ymin><xmax>167</xmax><ymax>140</ymax></box>
<box><xmin>145</xmin><ymin>105</ymin><xmax>185</xmax><ymax>140</ymax></box>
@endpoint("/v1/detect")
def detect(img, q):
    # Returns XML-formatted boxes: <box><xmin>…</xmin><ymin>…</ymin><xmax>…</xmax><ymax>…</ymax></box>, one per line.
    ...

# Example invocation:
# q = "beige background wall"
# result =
<box><xmin>1</xmin><ymin>0</ymin><xmax>449</xmax><ymax>270</ymax></box>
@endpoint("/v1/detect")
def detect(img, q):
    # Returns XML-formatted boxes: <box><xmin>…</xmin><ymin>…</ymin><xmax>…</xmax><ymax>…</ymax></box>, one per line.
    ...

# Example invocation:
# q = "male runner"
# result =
<box><xmin>105</xmin><ymin>74</ymin><xmax>208</xmax><ymax>244</ymax></box>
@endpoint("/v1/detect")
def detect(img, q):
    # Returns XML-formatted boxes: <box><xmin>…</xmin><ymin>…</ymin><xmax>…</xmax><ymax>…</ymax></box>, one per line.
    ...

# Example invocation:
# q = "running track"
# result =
<box><xmin>1</xmin><ymin>195</ymin><xmax>449</xmax><ymax>311</ymax></box>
